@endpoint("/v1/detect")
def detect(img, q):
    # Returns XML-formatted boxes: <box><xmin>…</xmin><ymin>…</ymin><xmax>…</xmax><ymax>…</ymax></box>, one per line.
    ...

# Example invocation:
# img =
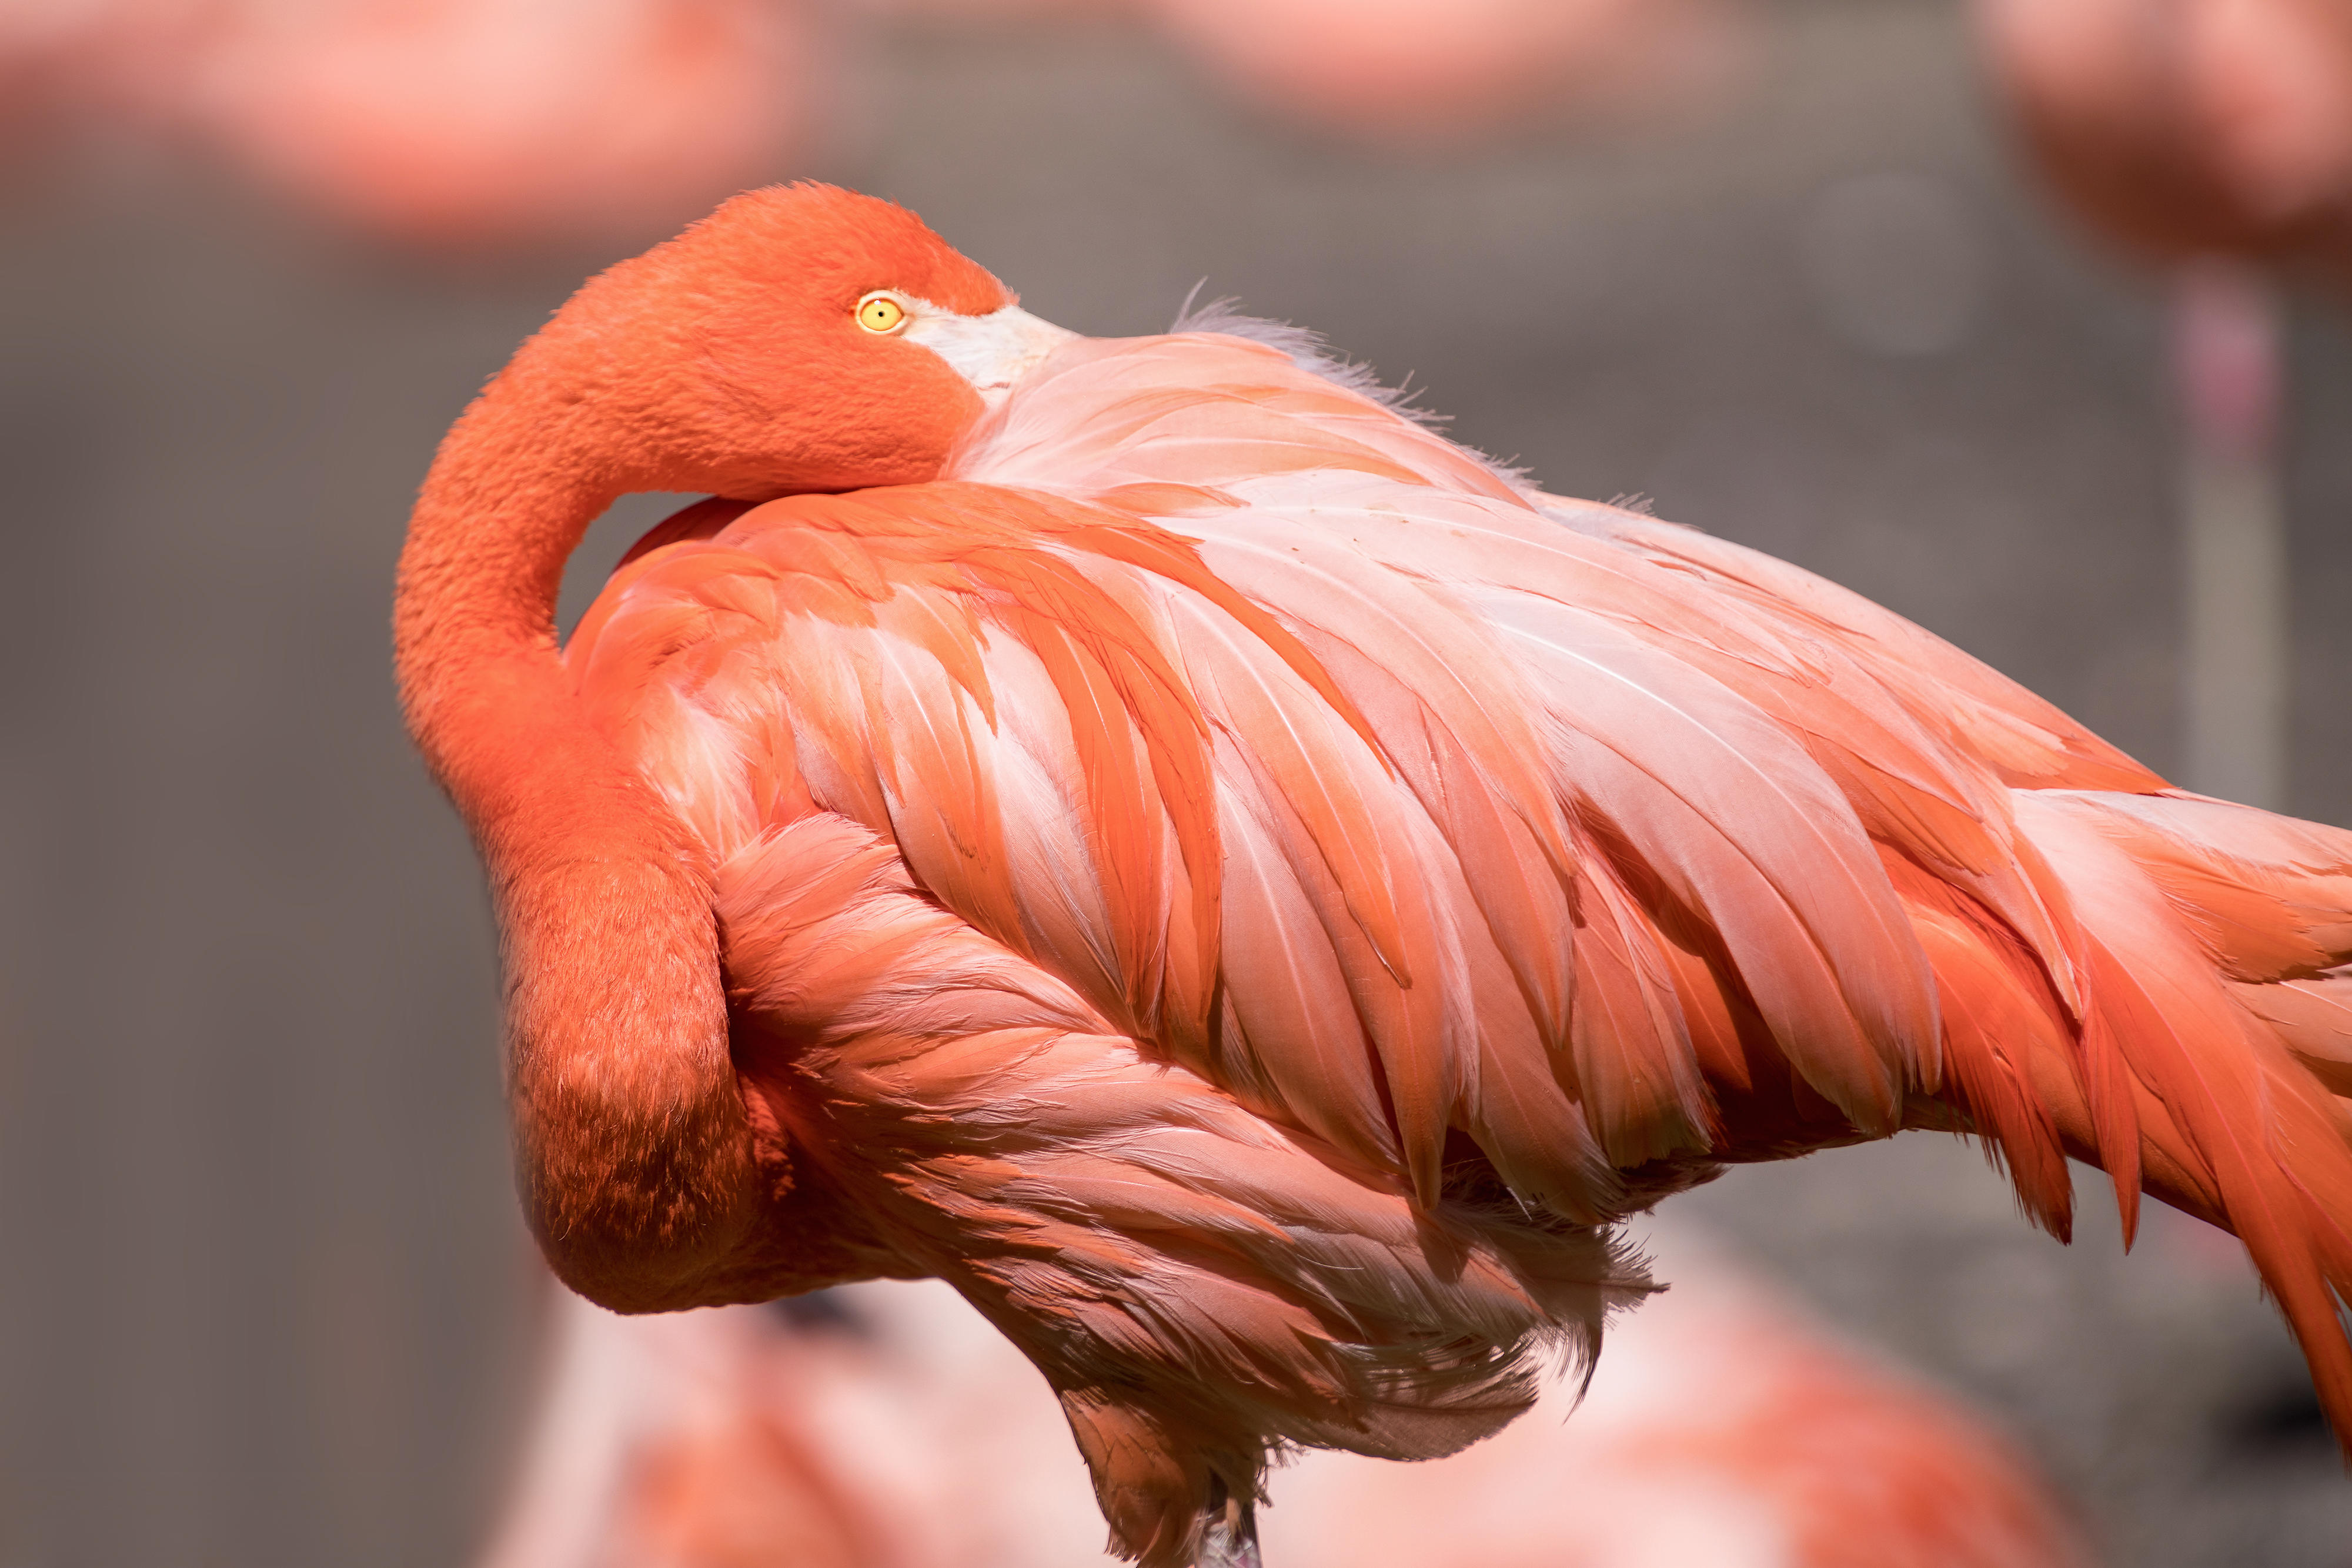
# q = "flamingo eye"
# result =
<box><xmin>857</xmin><ymin>293</ymin><xmax>909</xmax><ymax>334</ymax></box>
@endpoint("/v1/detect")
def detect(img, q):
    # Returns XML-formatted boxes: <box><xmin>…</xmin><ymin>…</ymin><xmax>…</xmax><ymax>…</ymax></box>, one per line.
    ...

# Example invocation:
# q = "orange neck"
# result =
<box><xmin>395</xmin><ymin>365</ymin><xmax>762</xmax><ymax>1312</ymax></box>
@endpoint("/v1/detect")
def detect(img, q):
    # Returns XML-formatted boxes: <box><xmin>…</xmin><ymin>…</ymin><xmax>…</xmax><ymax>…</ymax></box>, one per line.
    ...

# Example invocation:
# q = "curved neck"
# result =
<box><xmin>397</xmin><ymin>369</ymin><xmax>762</xmax><ymax>1312</ymax></box>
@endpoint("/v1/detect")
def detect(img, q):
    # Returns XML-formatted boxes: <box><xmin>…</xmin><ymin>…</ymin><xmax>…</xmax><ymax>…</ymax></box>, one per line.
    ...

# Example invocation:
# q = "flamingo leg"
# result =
<box><xmin>1200</xmin><ymin>1476</ymin><xmax>1264</xmax><ymax>1568</ymax></box>
<box><xmin>2174</xmin><ymin>258</ymin><xmax>2288</xmax><ymax>807</ymax></box>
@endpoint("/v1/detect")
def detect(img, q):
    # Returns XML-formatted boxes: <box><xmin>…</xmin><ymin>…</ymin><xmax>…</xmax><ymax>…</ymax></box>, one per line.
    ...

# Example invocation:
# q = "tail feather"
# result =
<box><xmin>1929</xmin><ymin>791</ymin><xmax>2352</xmax><ymax>1448</ymax></box>
<box><xmin>1885</xmin><ymin>847</ymin><xmax>2078</xmax><ymax>1239</ymax></box>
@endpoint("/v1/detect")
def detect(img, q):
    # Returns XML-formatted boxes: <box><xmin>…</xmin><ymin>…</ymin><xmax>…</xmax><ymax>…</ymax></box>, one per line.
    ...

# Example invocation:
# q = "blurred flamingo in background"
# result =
<box><xmin>1975</xmin><ymin>0</ymin><xmax>2352</xmax><ymax>817</ymax></box>
<box><xmin>0</xmin><ymin>0</ymin><xmax>205</xmax><ymax>150</ymax></box>
<box><xmin>4</xmin><ymin>0</ymin><xmax>1752</xmax><ymax>245</ymax></box>
<box><xmin>184</xmin><ymin>0</ymin><xmax>823</xmax><ymax>248</ymax></box>
<box><xmin>0</xmin><ymin>0</ymin><xmax>823</xmax><ymax>249</ymax></box>
<box><xmin>1134</xmin><ymin>0</ymin><xmax>1752</xmax><ymax>143</ymax></box>
<box><xmin>1976</xmin><ymin>0</ymin><xmax>2352</xmax><ymax>275</ymax></box>
<box><xmin>397</xmin><ymin>184</ymin><xmax>2352</xmax><ymax>1566</ymax></box>
<box><xmin>479</xmin><ymin>1224</ymin><xmax>2091</xmax><ymax>1568</ymax></box>
<box><xmin>864</xmin><ymin>0</ymin><xmax>1753</xmax><ymax>142</ymax></box>
<box><xmin>476</xmin><ymin>1275</ymin><xmax>1111</xmax><ymax>1568</ymax></box>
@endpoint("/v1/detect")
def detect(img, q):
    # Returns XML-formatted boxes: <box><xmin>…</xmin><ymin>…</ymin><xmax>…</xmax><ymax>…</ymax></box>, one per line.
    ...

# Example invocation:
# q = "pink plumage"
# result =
<box><xmin>397</xmin><ymin>186</ymin><xmax>2352</xmax><ymax>1567</ymax></box>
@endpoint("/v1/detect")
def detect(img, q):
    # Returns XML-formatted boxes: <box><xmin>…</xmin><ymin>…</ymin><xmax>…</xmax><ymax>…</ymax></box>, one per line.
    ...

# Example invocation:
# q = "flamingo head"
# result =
<box><xmin>507</xmin><ymin>183</ymin><xmax>1073</xmax><ymax>499</ymax></box>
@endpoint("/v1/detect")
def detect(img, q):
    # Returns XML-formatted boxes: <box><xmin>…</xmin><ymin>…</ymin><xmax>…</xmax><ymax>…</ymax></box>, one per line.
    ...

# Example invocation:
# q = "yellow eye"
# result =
<box><xmin>857</xmin><ymin>293</ymin><xmax>908</xmax><ymax>334</ymax></box>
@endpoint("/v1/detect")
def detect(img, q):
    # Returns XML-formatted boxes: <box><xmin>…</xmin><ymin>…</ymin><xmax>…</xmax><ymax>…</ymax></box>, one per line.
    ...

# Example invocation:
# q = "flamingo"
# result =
<box><xmin>8</xmin><ymin>0</ymin><xmax>1733</xmax><ymax>246</ymax></box>
<box><xmin>474</xmin><ymin>1279</ymin><xmax>1121</xmax><ymax>1568</ymax></box>
<box><xmin>1975</xmin><ymin>0</ymin><xmax>2352</xmax><ymax>275</ymax></box>
<box><xmin>0</xmin><ymin>0</ymin><xmax>819</xmax><ymax>250</ymax></box>
<box><xmin>477</xmin><ymin>1225</ymin><xmax>2091</xmax><ymax>1568</ymax></box>
<box><xmin>184</xmin><ymin>0</ymin><xmax>821</xmax><ymax>249</ymax></box>
<box><xmin>1973</xmin><ymin>0</ymin><xmax>2352</xmax><ymax>810</ymax></box>
<box><xmin>397</xmin><ymin>184</ymin><xmax>2352</xmax><ymax>1568</ymax></box>
<box><xmin>847</xmin><ymin>0</ymin><xmax>1749</xmax><ymax>143</ymax></box>
<box><xmin>1132</xmin><ymin>0</ymin><xmax>1750</xmax><ymax>143</ymax></box>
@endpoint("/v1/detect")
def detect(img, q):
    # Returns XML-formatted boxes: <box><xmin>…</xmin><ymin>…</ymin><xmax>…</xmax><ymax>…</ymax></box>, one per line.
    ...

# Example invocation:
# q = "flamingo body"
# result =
<box><xmin>399</xmin><ymin>185</ymin><xmax>2352</xmax><ymax>1567</ymax></box>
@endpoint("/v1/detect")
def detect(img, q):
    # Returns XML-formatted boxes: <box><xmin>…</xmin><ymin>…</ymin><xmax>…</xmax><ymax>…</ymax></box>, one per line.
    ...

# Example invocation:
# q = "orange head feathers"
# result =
<box><xmin>495</xmin><ymin>184</ymin><xmax>1021</xmax><ymax>499</ymax></box>
<box><xmin>393</xmin><ymin>185</ymin><xmax>1031</xmax><ymax>1320</ymax></box>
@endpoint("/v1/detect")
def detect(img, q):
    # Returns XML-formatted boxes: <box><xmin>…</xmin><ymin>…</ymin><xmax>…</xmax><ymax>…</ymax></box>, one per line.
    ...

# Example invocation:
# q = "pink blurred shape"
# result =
<box><xmin>1140</xmin><ymin>0</ymin><xmax>1753</xmax><ymax>141</ymax></box>
<box><xmin>183</xmin><ymin>0</ymin><xmax>821</xmax><ymax>248</ymax></box>
<box><xmin>480</xmin><ymin>1227</ymin><xmax>2090</xmax><ymax>1568</ymax></box>
<box><xmin>0</xmin><ymin>0</ymin><xmax>215</xmax><ymax>145</ymax></box>
<box><xmin>1977</xmin><ymin>0</ymin><xmax>2352</xmax><ymax>275</ymax></box>
<box><xmin>1264</xmin><ymin>1230</ymin><xmax>2092</xmax><ymax>1568</ymax></box>
<box><xmin>14</xmin><ymin>0</ymin><xmax>1748</xmax><ymax>242</ymax></box>
<box><xmin>0</xmin><ymin>0</ymin><xmax>820</xmax><ymax>249</ymax></box>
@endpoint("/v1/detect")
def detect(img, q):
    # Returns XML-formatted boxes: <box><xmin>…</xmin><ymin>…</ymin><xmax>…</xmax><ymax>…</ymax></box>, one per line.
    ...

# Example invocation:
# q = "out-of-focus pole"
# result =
<box><xmin>2176</xmin><ymin>260</ymin><xmax>2288</xmax><ymax>810</ymax></box>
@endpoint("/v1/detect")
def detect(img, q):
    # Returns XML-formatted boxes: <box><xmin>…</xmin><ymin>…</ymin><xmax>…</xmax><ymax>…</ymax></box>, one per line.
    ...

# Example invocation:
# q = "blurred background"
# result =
<box><xmin>4</xmin><ymin>0</ymin><xmax>2352</xmax><ymax>1562</ymax></box>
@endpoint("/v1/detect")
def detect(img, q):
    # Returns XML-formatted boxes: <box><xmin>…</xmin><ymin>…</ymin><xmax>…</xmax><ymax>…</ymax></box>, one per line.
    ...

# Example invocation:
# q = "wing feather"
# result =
<box><xmin>1482</xmin><ymin>592</ymin><xmax>1938</xmax><ymax>1132</ymax></box>
<box><xmin>2015</xmin><ymin>794</ymin><xmax>2352</xmax><ymax>1420</ymax></box>
<box><xmin>1572</xmin><ymin>503</ymin><xmax>2164</xmax><ymax>793</ymax></box>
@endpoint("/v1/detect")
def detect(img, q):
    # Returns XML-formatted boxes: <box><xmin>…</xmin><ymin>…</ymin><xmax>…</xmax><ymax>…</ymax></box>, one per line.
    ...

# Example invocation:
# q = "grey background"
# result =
<box><xmin>2</xmin><ymin>0</ymin><xmax>2349</xmax><ymax>1563</ymax></box>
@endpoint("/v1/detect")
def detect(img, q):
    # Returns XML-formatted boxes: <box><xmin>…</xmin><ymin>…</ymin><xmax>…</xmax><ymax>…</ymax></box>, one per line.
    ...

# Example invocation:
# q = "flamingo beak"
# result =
<box><xmin>903</xmin><ymin>304</ymin><xmax>1076</xmax><ymax>409</ymax></box>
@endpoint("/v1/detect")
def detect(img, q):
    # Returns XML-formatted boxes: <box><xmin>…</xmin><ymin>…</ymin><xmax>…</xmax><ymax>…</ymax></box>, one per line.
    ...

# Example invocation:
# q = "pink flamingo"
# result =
<box><xmin>479</xmin><ymin>1227</ymin><xmax>2089</xmax><ymax>1568</ymax></box>
<box><xmin>1976</xmin><ymin>0</ymin><xmax>2352</xmax><ymax>275</ymax></box>
<box><xmin>1975</xmin><ymin>0</ymin><xmax>2352</xmax><ymax>814</ymax></box>
<box><xmin>398</xmin><ymin>185</ymin><xmax>2352</xmax><ymax>1567</ymax></box>
<box><xmin>11</xmin><ymin>0</ymin><xmax>1732</xmax><ymax>242</ymax></box>
<box><xmin>475</xmin><ymin>1279</ymin><xmax>1124</xmax><ymax>1568</ymax></box>
<box><xmin>0</xmin><ymin>0</ymin><xmax>212</xmax><ymax>151</ymax></box>
<box><xmin>0</xmin><ymin>0</ymin><xmax>818</xmax><ymax>249</ymax></box>
<box><xmin>186</xmin><ymin>0</ymin><xmax>819</xmax><ymax>248</ymax></box>
<box><xmin>841</xmin><ymin>0</ymin><xmax>1747</xmax><ymax>142</ymax></box>
<box><xmin>1134</xmin><ymin>0</ymin><xmax>1749</xmax><ymax>142</ymax></box>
